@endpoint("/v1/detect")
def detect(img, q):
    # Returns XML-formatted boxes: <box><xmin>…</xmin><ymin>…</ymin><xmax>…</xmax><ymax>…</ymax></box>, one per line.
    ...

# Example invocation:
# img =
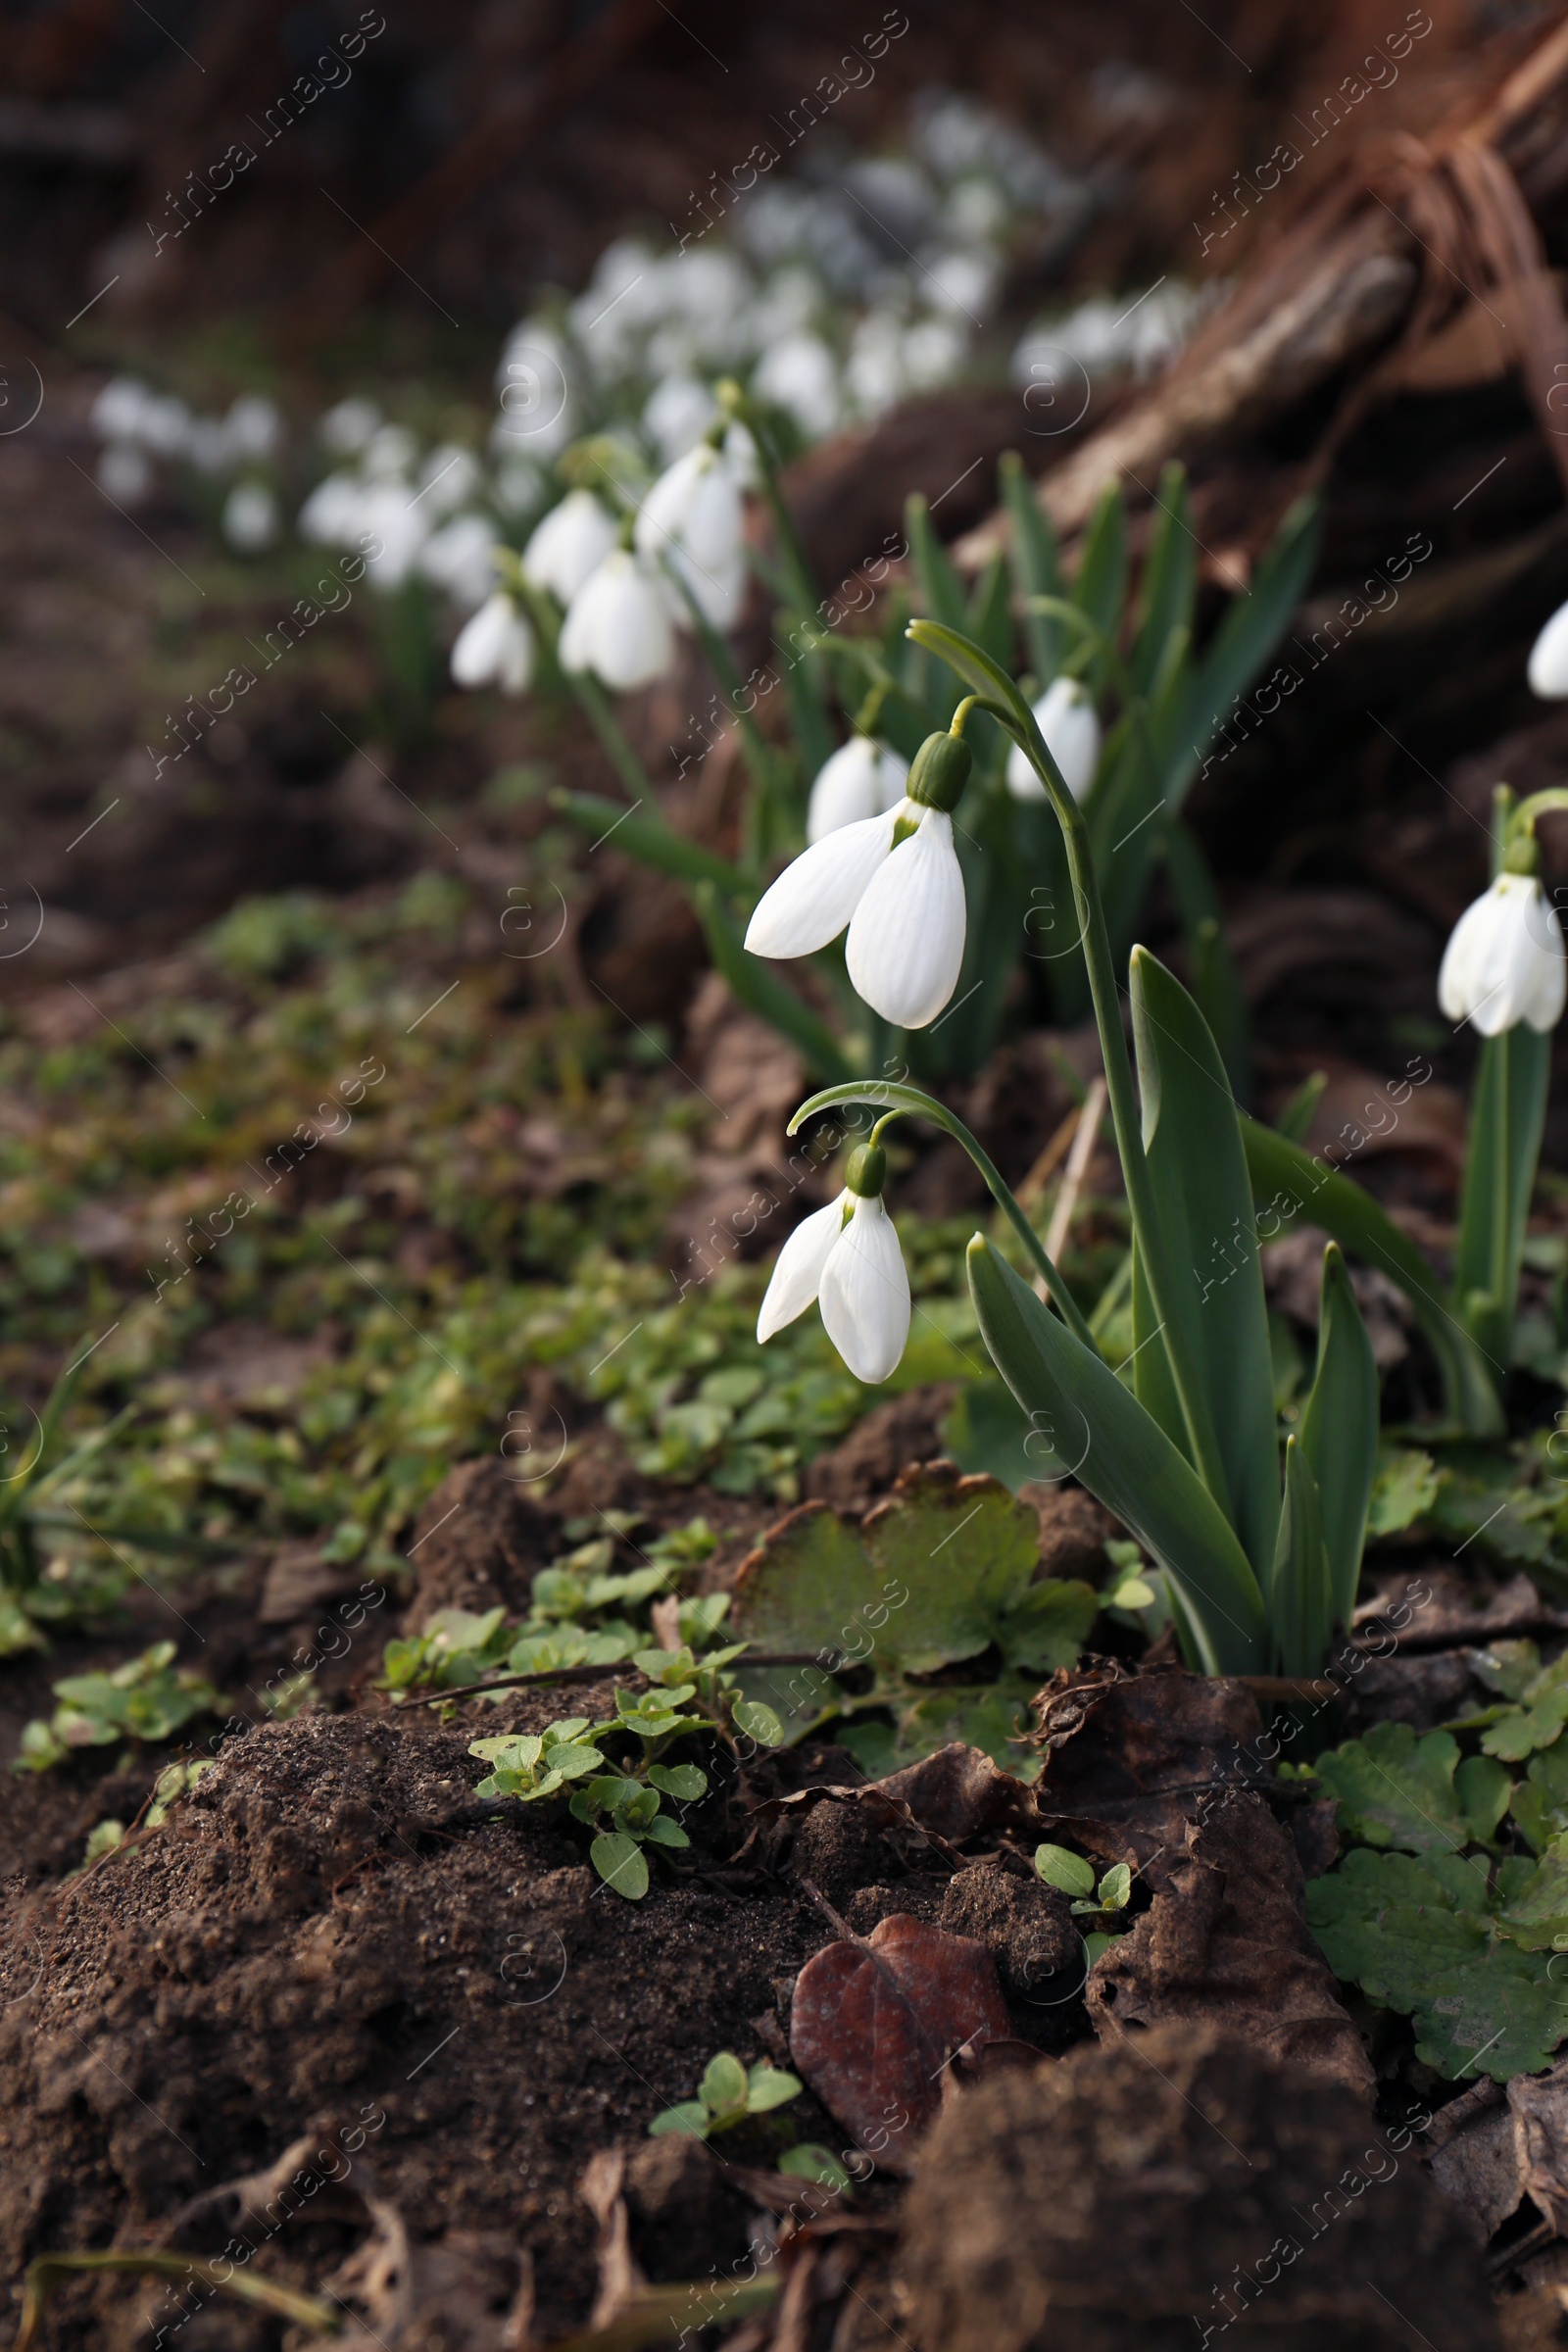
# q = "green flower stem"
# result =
<box><xmin>17</xmin><ymin>2252</ymin><xmax>342</xmax><ymax>2349</ymax></box>
<box><xmin>715</xmin><ymin>379</ymin><xmax>819</xmax><ymax>623</ymax></box>
<box><xmin>904</xmin><ymin>618</ymin><xmax>1231</xmax><ymax>1518</ymax></box>
<box><xmin>788</xmin><ymin>1083</ymin><xmax>1095</xmax><ymax>1350</ymax></box>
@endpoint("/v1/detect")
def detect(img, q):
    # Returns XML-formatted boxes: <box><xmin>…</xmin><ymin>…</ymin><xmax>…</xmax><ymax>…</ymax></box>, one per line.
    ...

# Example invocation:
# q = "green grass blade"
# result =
<box><xmin>1238</xmin><ymin>1116</ymin><xmax>1504</xmax><ymax>1436</ymax></box>
<box><xmin>1130</xmin><ymin>947</ymin><xmax>1280</xmax><ymax>1587</ymax></box>
<box><xmin>1073</xmin><ymin>479</ymin><xmax>1128</xmax><ymax>660</ymax></box>
<box><xmin>967</xmin><ymin>1237</ymin><xmax>1268</xmax><ymax>1673</ymax></box>
<box><xmin>1171</xmin><ymin>494</ymin><xmax>1321</xmax><ymax>809</ymax></box>
<box><xmin>1297</xmin><ymin>1243</ymin><xmax>1378</xmax><ymax>1631</ymax></box>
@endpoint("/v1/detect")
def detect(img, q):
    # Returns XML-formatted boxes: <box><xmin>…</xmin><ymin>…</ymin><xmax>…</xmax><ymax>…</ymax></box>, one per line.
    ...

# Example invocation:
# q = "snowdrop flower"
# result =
<box><xmin>357</xmin><ymin>481</ymin><xmax>431</xmax><ymax>588</ymax></box>
<box><xmin>319</xmin><ymin>397</ymin><xmax>380</xmax><ymax>455</ymax></box>
<box><xmin>636</xmin><ymin>440</ymin><xmax>746</xmax><ymax>627</ymax></box>
<box><xmin>747</xmin><ymin>725</ymin><xmax>971</xmax><ymax>1029</ymax></box>
<box><xmin>91</xmin><ymin>376</ymin><xmax>154</xmax><ymax>444</ymax></box>
<box><xmin>417</xmin><ymin>444</ymin><xmax>481</xmax><ymax>519</ymax></box>
<box><xmin>298</xmin><ymin>469</ymin><xmax>364</xmax><ymax>545</ymax></box>
<box><xmin>757</xmin><ymin>1144</ymin><xmax>909</xmax><ymax>1384</ymax></box>
<box><xmin>221</xmin><ymin>482</ymin><xmax>278</xmax><ymax>553</ymax></box>
<box><xmin>523</xmin><ymin>490</ymin><xmax>618</xmax><ymax>605</ymax></box>
<box><xmin>98</xmin><ymin>443</ymin><xmax>153</xmax><ymax>505</ymax></box>
<box><xmin>1529</xmin><ymin>599</ymin><xmax>1568</xmax><ymax>697</ymax></box>
<box><xmin>1439</xmin><ymin>863</ymin><xmax>1566</xmax><ymax>1036</ymax></box>
<box><xmin>451</xmin><ymin>592</ymin><xmax>534</xmax><ymax>695</ymax></box>
<box><xmin>645</xmin><ymin>374</ymin><xmax>716</xmax><ymax>464</ymax></box>
<box><xmin>753</xmin><ymin>333</ymin><xmax>842</xmax><ymax>439</ymax></box>
<box><xmin>1006</xmin><ymin>678</ymin><xmax>1102</xmax><ymax>804</ymax></box>
<box><xmin>559</xmin><ymin>548</ymin><xmax>676</xmax><ymax>691</ymax></box>
<box><xmin>419</xmin><ymin>514</ymin><xmax>500</xmax><ymax>609</ymax></box>
<box><xmin>222</xmin><ymin>395</ymin><xmax>282</xmax><ymax>463</ymax></box>
<box><xmin>807</xmin><ymin>737</ymin><xmax>908</xmax><ymax>843</ymax></box>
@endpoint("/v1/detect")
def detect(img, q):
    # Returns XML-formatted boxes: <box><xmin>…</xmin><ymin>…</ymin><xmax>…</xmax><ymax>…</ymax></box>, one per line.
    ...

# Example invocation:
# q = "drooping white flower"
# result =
<box><xmin>756</xmin><ymin>1171</ymin><xmax>909</xmax><ymax>1385</ymax></box>
<box><xmin>222</xmin><ymin>395</ymin><xmax>282</xmax><ymax>463</ymax></box>
<box><xmin>221</xmin><ymin>482</ymin><xmax>278</xmax><ymax>553</ymax></box>
<box><xmin>559</xmin><ymin>548</ymin><xmax>676</xmax><ymax>691</ymax></box>
<box><xmin>644</xmin><ymin>374</ymin><xmax>716</xmax><ymax>464</ymax></box>
<box><xmin>97</xmin><ymin>443</ymin><xmax>153</xmax><ymax>506</ymax></box>
<box><xmin>523</xmin><ymin>490</ymin><xmax>618</xmax><ymax>604</ymax></box>
<box><xmin>1438</xmin><ymin>870</ymin><xmax>1566</xmax><ymax>1035</ymax></box>
<box><xmin>319</xmin><ymin>397</ymin><xmax>380</xmax><ymax>455</ymax></box>
<box><xmin>1006</xmin><ymin>677</ymin><xmax>1101</xmax><ymax>804</ymax></box>
<box><xmin>1529</xmin><ymin>599</ymin><xmax>1568</xmax><ymax>698</ymax></box>
<box><xmin>753</xmin><ymin>333</ymin><xmax>842</xmax><ymax>439</ymax></box>
<box><xmin>846</xmin><ymin>808</ymin><xmax>966</xmax><ymax>1029</ymax></box>
<box><xmin>747</xmin><ymin>728</ymin><xmax>971</xmax><ymax>1029</ymax></box>
<box><xmin>636</xmin><ymin>442</ymin><xmax>747</xmax><ymax>629</ymax></box>
<box><xmin>451</xmin><ymin>592</ymin><xmax>534</xmax><ymax>695</ymax></box>
<box><xmin>807</xmin><ymin>738</ymin><xmax>909</xmax><ymax>843</ymax></box>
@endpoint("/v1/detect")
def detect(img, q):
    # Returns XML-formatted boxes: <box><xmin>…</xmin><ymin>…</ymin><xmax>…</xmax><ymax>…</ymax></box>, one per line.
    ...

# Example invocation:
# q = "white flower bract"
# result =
<box><xmin>755</xmin><ymin>1191</ymin><xmax>909</xmax><ymax>1384</ymax></box>
<box><xmin>1438</xmin><ymin>871</ymin><xmax>1566</xmax><ymax>1036</ymax></box>
<box><xmin>451</xmin><ymin>592</ymin><xmax>534</xmax><ymax>695</ymax></box>
<box><xmin>807</xmin><ymin>738</ymin><xmax>909</xmax><ymax>842</ymax></box>
<box><xmin>1007</xmin><ymin>677</ymin><xmax>1101</xmax><ymax>804</ymax></box>
<box><xmin>558</xmin><ymin>548</ymin><xmax>676</xmax><ymax>691</ymax></box>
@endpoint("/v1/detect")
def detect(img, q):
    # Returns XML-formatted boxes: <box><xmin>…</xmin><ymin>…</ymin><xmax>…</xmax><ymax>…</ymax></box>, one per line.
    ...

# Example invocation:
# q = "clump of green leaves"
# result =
<box><xmin>16</xmin><ymin>1642</ymin><xmax>222</xmax><ymax>1772</ymax></box>
<box><xmin>1034</xmin><ymin>1842</ymin><xmax>1133</xmax><ymax>1965</ymax></box>
<box><xmin>467</xmin><ymin>1646</ymin><xmax>766</xmax><ymax>1900</ymax></box>
<box><xmin>649</xmin><ymin>2050</ymin><xmax>803</xmax><ymax>2139</ymax></box>
<box><xmin>1302</xmin><ymin>1718</ymin><xmax>1568</xmax><ymax>2081</ymax></box>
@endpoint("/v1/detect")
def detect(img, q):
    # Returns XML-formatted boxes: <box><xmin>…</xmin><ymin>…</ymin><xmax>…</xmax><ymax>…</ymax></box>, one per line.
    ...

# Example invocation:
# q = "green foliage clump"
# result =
<box><xmin>650</xmin><ymin>2050</ymin><xmax>803</xmax><ymax>2140</ymax></box>
<box><xmin>17</xmin><ymin>1642</ymin><xmax>222</xmax><ymax>1772</ymax></box>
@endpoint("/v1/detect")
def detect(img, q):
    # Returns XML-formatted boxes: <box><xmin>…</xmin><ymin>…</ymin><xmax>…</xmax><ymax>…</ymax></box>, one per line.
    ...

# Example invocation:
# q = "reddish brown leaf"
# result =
<box><xmin>788</xmin><ymin>1915</ymin><xmax>1010</xmax><ymax>2172</ymax></box>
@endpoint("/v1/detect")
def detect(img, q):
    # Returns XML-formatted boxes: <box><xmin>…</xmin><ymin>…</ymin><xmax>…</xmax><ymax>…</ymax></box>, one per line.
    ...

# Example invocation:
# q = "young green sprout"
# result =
<box><xmin>649</xmin><ymin>2050</ymin><xmax>803</xmax><ymax>2141</ymax></box>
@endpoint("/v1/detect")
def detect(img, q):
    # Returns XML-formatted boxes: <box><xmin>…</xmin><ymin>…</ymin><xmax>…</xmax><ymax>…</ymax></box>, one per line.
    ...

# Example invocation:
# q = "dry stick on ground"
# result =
<box><xmin>955</xmin><ymin>11</ymin><xmax>1568</xmax><ymax>567</ymax></box>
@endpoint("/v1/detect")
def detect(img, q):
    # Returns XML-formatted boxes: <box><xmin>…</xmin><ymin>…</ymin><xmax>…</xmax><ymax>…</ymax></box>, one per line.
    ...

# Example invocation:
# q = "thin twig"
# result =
<box><xmin>1042</xmin><ymin>1074</ymin><xmax>1106</xmax><ymax>1277</ymax></box>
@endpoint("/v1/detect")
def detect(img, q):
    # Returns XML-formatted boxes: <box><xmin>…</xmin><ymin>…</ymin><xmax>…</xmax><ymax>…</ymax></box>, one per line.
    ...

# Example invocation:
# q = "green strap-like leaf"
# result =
<box><xmin>1452</xmin><ymin>1024</ymin><xmax>1550</xmax><ymax>1369</ymax></box>
<box><xmin>1130</xmin><ymin>947</ymin><xmax>1280</xmax><ymax>1589</ymax></box>
<box><xmin>1001</xmin><ymin>449</ymin><xmax>1065</xmax><ymax>682</ymax></box>
<box><xmin>1130</xmin><ymin>462</ymin><xmax>1197</xmax><ymax>694</ymax></box>
<box><xmin>1168</xmin><ymin>494</ymin><xmax>1321</xmax><ymax>809</ymax></box>
<box><xmin>1128</xmin><ymin>1235</ymin><xmax>1185</xmax><ymax>1448</ymax></box>
<box><xmin>1271</xmin><ymin>1434</ymin><xmax>1331</xmax><ymax>1677</ymax></box>
<box><xmin>967</xmin><ymin>1236</ymin><xmax>1268</xmax><ymax>1673</ymax></box>
<box><xmin>1161</xmin><ymin>819</ymin><xmax>1251</xmax><ymax>1103</ymax></box>
<box><xmin>1238</xmin><ymin>1116</ymin><xmax>1504</xmax><ymax>1437</ymax></box>
<box><xmin>554</xmin><ymin>794</ymin><xmax>751</xmax><ymax>895</ymax></box>
<box><xmin>1298</xmin><ymin>1242</ymin><xmax>1378</xmax><ymax>1632</ymax></box>
<box><xmin>1073</xmin><ymin>480</ymin><xmax>1128</xmax><ymax>666</ymax></box>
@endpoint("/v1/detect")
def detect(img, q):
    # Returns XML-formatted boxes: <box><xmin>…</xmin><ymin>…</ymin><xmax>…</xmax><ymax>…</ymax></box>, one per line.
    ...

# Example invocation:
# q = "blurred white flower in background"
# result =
<box><xmin>451</xmin><ymin>592</ymin><xmax>534</xmax><ymax>695</ymax></box>
<box><xmin>1006</xmin><ymin>679</ymin><xmax>1102</xmax><ymax>804</ymax></box>
<box><xmin>97</xmin><ymin>442</ymin><xmax>153</xmax><ymax>506</ymax></box>
<box><xmin>221</xmin><ymin>482</ymin><xmax>279</xmax><ymax>553</ymax></box>
<box><xmin>523</xmin><ymin>489</ymin><xmax>618</xmax><ymax>604</ymax></box>
<box><xmin>419</xmin><ymin>513</ymin><xmax>499</xmax><ymax>609</ymax></box>
<box><xmin>807</xmin><ymin>738</ymin><xmax>909</xmax><ymax>842</ymax></box>
<box><xmin>559</xmin><ymin>548</ymin><xmax>676</xmax><ymax>691</ymax></box>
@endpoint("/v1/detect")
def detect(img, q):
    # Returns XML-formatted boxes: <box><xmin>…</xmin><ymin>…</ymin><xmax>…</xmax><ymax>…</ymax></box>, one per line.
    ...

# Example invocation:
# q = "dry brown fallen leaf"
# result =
<box><xmin>788</xmin><ymin>1912</ymin><xmax>1010</xmax><ymax>2173</ymax></box>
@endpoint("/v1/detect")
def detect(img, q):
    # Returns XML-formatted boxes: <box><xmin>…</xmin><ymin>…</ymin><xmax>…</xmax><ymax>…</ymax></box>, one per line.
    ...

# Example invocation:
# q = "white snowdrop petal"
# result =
<box><xmin>1530</xmin><ymin>600</ymin><xmax>1568</xmax><ymax>698</ymax></box>
<box><xmin>636</xmin><ymin>444</ymin><xmax>744</xmax><ymax>575</ymax></box>
<box><xmin>1007</xmin><ymin>679</ymin><xmax>1100</xmax><ymax>803</ymax></box>
<box><xmin>1441</xmin><ymin>873</ymin><xmax>1567</xmax><ymax>1036</ymax></box>
<box><xmin>817</xmin><ymin>1195</ymin><xmax>910</xmax><ymax>1384</ymax></box>
<box><xmin>1437</xmin><ymin>892</ymin><xmax>1491</xmax><ymax>1022</ymax></box>
<box><xmin>756</xmin><ymin>1195</ymin><xmax>848</xmax><ymax>1343</ymax></box>
<box><xmin>558</xmin><ymin>551</ymin><xmax>674</xmax><ymax>690</ymax></box>
<box><xmin>523</xmin><ymin>491</ymin><xmax>618</xmax><ymax>603</ymax></box>
<box><xmin>745</xmin><ymin>806</ymin><xmax>902</xmax><ymax>959</ymax></box>
<box><xmin>845</xmin><ymin>808</ymin><xmax>966</xmax><ymax>1029</ymax></box>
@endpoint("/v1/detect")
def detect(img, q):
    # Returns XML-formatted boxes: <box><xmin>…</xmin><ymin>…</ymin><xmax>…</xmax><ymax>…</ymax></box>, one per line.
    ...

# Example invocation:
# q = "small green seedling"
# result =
<box><xmin>16</xmin><ymin>1642</ymin><xmax>222</xmax><ymax>1772</ymax></box>
<box><xmin>1034</xmin><ymin>1843</ymin><xmax>1134</xmax><ymax>1966</ymax></box>
<box><xmin>649</xmin><ymin>2050</ymin><xmax>803</xmax><ymax>2139</ymax></box>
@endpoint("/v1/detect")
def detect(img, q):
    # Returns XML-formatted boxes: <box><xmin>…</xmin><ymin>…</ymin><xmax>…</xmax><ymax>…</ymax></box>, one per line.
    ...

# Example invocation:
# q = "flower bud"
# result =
<box><xmin>906</xmin><ymin>730</ymin><xmax>972</xmax><ymax>812</ymax></box>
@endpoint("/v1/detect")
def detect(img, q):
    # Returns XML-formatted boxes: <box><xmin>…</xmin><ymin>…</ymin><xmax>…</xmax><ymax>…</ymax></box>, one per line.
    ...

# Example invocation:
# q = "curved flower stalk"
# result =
<box><xmin>745</xmin><ymin>717</ymin><xmax>972</xmax><ymax>1028</ymax></box>
<box><xmin>807</xmin><ymin>737</ymin><xmax>908</xmax><ymax>843</ymax></box>
<box><xmin>450</xmin><ymin>590</ymin><xmax>534</xmax><ymax>695</ymax></box>
<box><xmin>1005</xmin><ymin>677</ymin><xmax>1101</xmax><ymax>805</ymax></box>
<box><xmin>756</xmin><ymin>1143</ymin><xmax>908</xmax><ymax>1384</ymax></box>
